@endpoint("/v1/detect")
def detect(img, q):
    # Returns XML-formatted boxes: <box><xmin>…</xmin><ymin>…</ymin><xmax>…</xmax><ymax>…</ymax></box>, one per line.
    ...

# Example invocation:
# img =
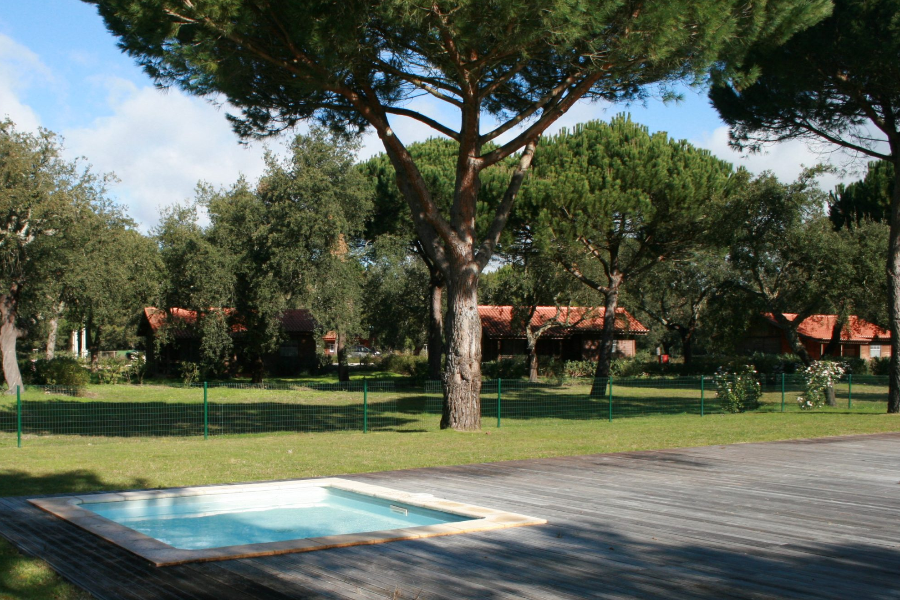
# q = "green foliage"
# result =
<box><xmin>179</xmin><ymin>361</ymin><xmax>200</xmax><ymax>386</ymax></box>
<box><xmin>871</xmin><ymin>357</ymin><xmax>891</xmax><ymax>376</ymax></box>
<box><xmin>798</xmin><ymin>361</ymin><xmax>846</xmax><ymax>410</ymax></box>
<box><xmin>830</xmin><ymin>162</ymin><xmax>894</xmax><ymax>229</ymax></box>
<box><xmin>481</xmin><ymin>357</ymin><xmax>527</xmax><ymax>380</ymax></box>
<box><xmin>714</xmin><ymin>366</ymin><xmax>762</xmax><ymax>413</ymax></box>
<box><xmin>33</xmin><ymin>357</ymin><xmax>90</xmax><ymax>387</ymax></box>
<box><xmin>563</xmin><ymin>360</ymin><xmax>596</xmax><ymax>379</ymax></box>
<box><xmin>710</xmin><ymin>0</ymin><xmax>898</xmax><ymax>162</ymax></box>
<box><xmin>95</xmin><ymin>358</ymin><xmax>133</xmax><ymax>385</ymax></box>
<box><xmin>380</xmin><ymin>354</ymin><xmax>429</xmax><ymax>381</ymax></box>
<box><xmin>522</xmin><ymin>116</ymin><xmax>739</xmax><ymax>375</ymax></box>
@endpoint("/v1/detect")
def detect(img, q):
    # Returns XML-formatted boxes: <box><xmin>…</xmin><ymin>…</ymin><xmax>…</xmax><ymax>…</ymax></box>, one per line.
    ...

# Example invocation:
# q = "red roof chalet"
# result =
<box><xmin>479</xmin><ymin>305</ymin><xmax>648</xmax><ymax>362</ymax></box>
<box><xmin>742</xmin><ymin>313</ymin><xmax>891</xmax><ymax>360</ymax></box>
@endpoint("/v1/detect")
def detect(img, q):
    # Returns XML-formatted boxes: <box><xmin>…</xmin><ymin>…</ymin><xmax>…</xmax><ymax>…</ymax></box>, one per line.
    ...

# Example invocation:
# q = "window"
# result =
<box><xmin>871</xmin><ymin>345</ymin><xmax>882</xmax><ymax>358</ymax></box>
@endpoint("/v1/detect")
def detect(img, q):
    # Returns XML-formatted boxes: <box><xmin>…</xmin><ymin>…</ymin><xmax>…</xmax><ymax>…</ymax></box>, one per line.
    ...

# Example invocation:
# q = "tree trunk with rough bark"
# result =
<box><xmin>336</xmin><ymin>331</ymin><xmax>350</xmax><ymax>382</ymax></box>
<box><xmin>427</xmin><ymin>275</ymin><xmax>444</xmax><ymax>381</ymax></box>
<box><xmin>888</xmin><ymin>159</ymin><xmax>900</xmax><ymax>413</ymax></box>
<box><xmin>46</xmin><ymin>317</ymin><xmax>59</xmax><ymax>360</ymax></box>
<box><xmin>681</xmin><ymin>328</ymin><xmax>694</xmax><ymax>367</ymax></box>
<box><xmin>528</xmin><ymin>340</ymin><xmax>539</xmax><ymax>382</ymax></box>
<box><xmin>441</xmin><ymin>267</ymin><xmax>482</xmax><ymax>431</ymax></box>
<box><xmin>0</xmin><ymin>292</ymin><xmax>23</xmax><ymax>393</ymax></box>
<box><xmin>590</xmin><ymin>281</ymin><xmax>621</xmax><ymax>395</ymax></box>
<box><xmin>774</xmin><ymin>313</ymin><xmax>813</xmax><ymax>367</ymax></box>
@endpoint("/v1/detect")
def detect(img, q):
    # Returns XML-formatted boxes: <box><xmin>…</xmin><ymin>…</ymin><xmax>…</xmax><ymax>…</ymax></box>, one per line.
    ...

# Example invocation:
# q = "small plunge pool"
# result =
<box><xmin>81</xmin><ymin>486</ymin><xmax>467</xmax><ymax>550</ymax></box>
<box><xmin>31</xmin><ymin>478</ymin><xmax>545</xmax><ymax>566</ymax></box>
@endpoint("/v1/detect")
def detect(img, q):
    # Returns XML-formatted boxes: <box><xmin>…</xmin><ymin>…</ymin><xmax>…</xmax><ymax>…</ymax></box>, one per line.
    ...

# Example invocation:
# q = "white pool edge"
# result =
<box><xmin>29</xmin><ymin>478</ymin><xmax>546</xmax><ymax>567</ymax></box>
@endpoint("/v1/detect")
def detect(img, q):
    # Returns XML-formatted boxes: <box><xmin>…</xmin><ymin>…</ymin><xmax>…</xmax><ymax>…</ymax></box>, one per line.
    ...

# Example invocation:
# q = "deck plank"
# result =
<box><xmin>2</xmin><ymin>432</ymin><xmax>899</xmax><ymax>599</ymax></box>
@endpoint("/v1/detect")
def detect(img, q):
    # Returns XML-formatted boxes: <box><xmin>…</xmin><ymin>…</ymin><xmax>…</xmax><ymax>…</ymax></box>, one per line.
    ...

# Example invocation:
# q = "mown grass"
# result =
<box><xmin>0</xmin><ymin>538</ymin><xmax>90</xmax><ymax>600</ymax></box>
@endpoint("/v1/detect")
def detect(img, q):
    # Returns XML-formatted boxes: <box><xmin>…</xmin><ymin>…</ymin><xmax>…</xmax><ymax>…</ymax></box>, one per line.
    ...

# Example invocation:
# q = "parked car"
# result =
<box><xmin>347</xmin><ymin>345</ymin><xmax>381</xmax><ymax>359</ymax></box>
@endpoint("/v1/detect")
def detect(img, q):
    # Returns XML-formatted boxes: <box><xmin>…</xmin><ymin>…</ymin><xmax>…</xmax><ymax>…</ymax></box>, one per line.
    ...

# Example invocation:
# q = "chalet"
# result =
<box><xmin>739</xmin><ymin>313</ymin><xmax>891</xmax><ymax>360</ymax></box>
<box><xmin>138</xmin><ymin>307</ymin><xmax>319</xmax><ymax>375</ymax></box>
<box><xmin>479</xmin><ymin>305</ymin><xmax>649</xmax><ymax>362</ymax></box>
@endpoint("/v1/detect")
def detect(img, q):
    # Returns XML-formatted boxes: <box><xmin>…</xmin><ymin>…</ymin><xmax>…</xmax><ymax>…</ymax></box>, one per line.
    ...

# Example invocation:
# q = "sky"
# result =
<box><xmin>0</xmin><ymin>1</ymin><xmax>875</xmax><ymax>230</ymax></box>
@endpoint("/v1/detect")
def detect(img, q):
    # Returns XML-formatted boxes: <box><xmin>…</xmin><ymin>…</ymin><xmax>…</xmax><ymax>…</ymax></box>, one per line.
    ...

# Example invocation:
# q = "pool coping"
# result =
<box><xmin>28</xmin><ymin>478</ymin><xmax>546</xmax><ymax>567</ymax></box>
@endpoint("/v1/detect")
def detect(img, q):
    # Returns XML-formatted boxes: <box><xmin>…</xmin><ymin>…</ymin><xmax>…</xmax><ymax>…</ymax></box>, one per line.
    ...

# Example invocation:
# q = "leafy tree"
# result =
<box><xmin>482</xmin><ymin>251</ymin><xmax>591</xmax><ymax>382</ymax></box>
<box><xmin>62</xmin><ymin>201</ymin><xmax>162</xmax><ymax>370</ymax></box>
<box><xmin>361</xmin><ymin>138</ymin><xmax>510</xmax><ymax>380</ymax></box>
<box><xmin>829</xmin><ymin>161</ymin><xmax>894</xmax><ymax>229</ymax></box>
<box><xmin>255</xmin><ymin>130</ymin><xmax>371</xmax><ymax>382</ymax></box>
<box><xmin>87</xmin><ymin>0</ymin><xmax>829</xmax><ymax>429</ymax></box>
<box><xmin>523</xmin><ymin>116</ymin><xmax>737</xmax><ymax>383</ymax></box>
<box><xmin>717</xmin><ymin>172</ymin><xmax>840</xmax><ymax>366</ymax></box>
<box><xmin>153</xmin><ymin>203</ymin><xmax>237</xmax><ymax>376</ymax></box>
<box><xmin>625</xmin><ymin>249</ymin><xmax>731</xmax><ymax>365</ymax></box>
<box><xmin>0</xmin><ymin>122</ymin><xmax>103</xmax><ymax>391</ymax></box>
<box><xmin>363</xmin><ymin>234</ymin><xmax>431</xmax><ymax>356</ymax></box>
<box><xmin>709</xmin><ymin>0</ymin><xmax>900</xmax><ymax>412</ymax></box>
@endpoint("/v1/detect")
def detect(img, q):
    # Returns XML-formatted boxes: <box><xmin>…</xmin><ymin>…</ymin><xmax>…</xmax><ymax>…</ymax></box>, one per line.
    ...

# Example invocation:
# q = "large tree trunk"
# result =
<box><xmin>528</xmin><ymin>340</ymin><xmax>539</xmax><ymax>382</ymax></box>
<box><xmin>45</xmin><ymin>301</ymin><xmax>65</xmax><ymax>360</ymax></box>
<box><xmin>336</xmin><ymin>331</ymin><xmax>349</xmax><ymax>382</ymax></box>
<box><xmin>0</xmin><ymin>292</ymin><xmax>23</xmax><ymax>393</ymax></box>
<box><xmin>45</xmin><ymin>317</ymin><xmax>59</xmax><ymax>360</ymax></box>
<box><xmin>822</xmin><ymin>315</ymin><xmax>846</xmax><ymax>358</ymax></box>
<box><xmin>427</xmin><ymin>274</ymin><xmax>444</xmax><ymax>381</ymax></box>
<box><xmin>591</xmin><ymin>280</ymin><xmax>621</xmax><ymax>395</ymax></box>
<box><xmin>441</xmin><ymin>268</ymin><xmax>482</xmax><ymax>431</ymax></box>
<box><xmin>680</xmin><ymin>328</ymin><xmax>694</xmax><ymax>366</ymax></box>
<box><xmin>774</xmin><ymin>313</ymin><xmax>814</xmax><ymax>367</ymax></box>
<box><xmin>887</xmin><ymin>160</ymin><xmax>900</xmax><ymax>413</ymax></box>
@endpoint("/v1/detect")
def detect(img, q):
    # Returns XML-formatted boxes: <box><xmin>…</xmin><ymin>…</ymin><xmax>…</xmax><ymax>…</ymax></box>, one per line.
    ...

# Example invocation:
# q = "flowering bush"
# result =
<box><xmin>797</xmin><ymin>360</ymin><xmax>846</xmax><ymax>409</ymax></box>
<box><xmin>714</xmin><ymin>365</ymin><xmax>761</xmax><ymax>413</ymax></box>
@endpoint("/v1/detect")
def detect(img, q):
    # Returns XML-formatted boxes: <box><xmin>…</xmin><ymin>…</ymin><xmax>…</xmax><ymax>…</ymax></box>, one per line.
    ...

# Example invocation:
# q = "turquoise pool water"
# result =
<box><xmin>81</xmin><ymin>487</ymin><xmax>468</xmax><ymax>550</ymax></box>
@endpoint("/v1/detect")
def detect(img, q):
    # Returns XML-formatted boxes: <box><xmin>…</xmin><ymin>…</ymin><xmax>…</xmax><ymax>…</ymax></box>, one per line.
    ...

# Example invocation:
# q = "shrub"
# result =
<box><xmin>870</xmin><ymin>356</ymin><xmax>891</xmax><ymax>376</ymax></box>
<box><xmin>797</xmin><ymin>360</ymin><xmax>846</xmax><ymax>410</ymax></box>
<box><xmin>130</xmin><ymin>353</ymin><xmax>148</xmax><ymax>384</ymax></box>
<box><xmin>95</xmin><ymin>357</ymin><xmax>132</xmax><ymax>385</ymax></box>
<box><xmin>481</xmin><ymin>356</ymin><xmax>527</xmax><ymax>379</ymax></box>
<box><xmin>713</xmin><ymin>365</ymin><xmax>761</xmax><ymax>413</ymax></box>
<box><xmin>563</xmin><ymin>360</ymin><xmax>595</xmax><ymax>379</ymax></box>
<box><xmin>842</xmin><ymin>357</ymin><xmax>868</xmax><ymax>375</ymax></box>
<box><xmin>312</xmin><ymin>351</ymin><xmax>332</xmax><ymax>374</ymax></box>
<box><xmin>381</xmin><ymin>353</ymin><xmax>430</xmax><ymax>380</ymax></box>
<box><xmin>32</xmin><ymin>357</ymin><xmax>90</xmax><ymax>387</ymax></box>
<box><xmin>180</xmin><ymin>361</ymin><xmax>200</xmax><ymax>386</ymax></box>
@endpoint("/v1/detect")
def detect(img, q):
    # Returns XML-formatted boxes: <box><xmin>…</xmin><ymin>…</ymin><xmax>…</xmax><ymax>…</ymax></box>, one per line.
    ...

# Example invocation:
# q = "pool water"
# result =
<box><xmin>81</xmin><ymin>487</ymin><xmax>468</xmax><ymax>550</ymax></box>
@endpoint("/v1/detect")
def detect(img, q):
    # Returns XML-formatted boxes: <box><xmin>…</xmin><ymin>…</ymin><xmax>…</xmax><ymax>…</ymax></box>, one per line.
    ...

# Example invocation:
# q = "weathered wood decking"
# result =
<box><xmin>2</xmin><ymin>433</ymin><xmax>899</xmax><ymax>599</ymax></box>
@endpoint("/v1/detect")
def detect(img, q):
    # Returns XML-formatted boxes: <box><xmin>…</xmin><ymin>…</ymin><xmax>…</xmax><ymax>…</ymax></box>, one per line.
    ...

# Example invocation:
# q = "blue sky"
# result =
<box><xmin>1</xmin><ymin>1</ymin><xmax>864</xmax><ymax>229</ymax></box>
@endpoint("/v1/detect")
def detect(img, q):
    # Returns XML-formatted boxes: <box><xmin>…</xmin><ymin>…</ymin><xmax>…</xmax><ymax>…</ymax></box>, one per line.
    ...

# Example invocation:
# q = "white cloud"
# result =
<box><xmin>63</xmin><ymin>79</ymin><xmax>287</xmax><ymax>229</ymax></box>
<box><xmin>692</xmin><ymin>126</ymin><xmax>881</xmax><ymax>192</ymax></box>
<box><xmin>0</xmin><ymin>33</ymin><xmax>51</xmax><ymax>131</ymax></box>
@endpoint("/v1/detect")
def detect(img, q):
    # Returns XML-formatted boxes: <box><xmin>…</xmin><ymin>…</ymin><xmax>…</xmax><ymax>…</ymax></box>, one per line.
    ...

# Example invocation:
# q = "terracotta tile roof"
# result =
<box><xmin>143</xmin><ymin>307</ymin><xmax>318</xmax><ymax>338</ymax></box>
<box><xmin>763</xmin><ymin>313</ymin><xmax>890</xmax><ymax>343</ymax></box>
<box><xmin>479</xmin><ymin>305</ymin><xmax>648</xmax><ymax>339</ymax></box>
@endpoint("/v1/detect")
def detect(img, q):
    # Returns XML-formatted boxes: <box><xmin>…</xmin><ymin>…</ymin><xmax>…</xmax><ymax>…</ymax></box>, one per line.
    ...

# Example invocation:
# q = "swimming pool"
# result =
<box><xmin>31</xmin><ymin>478</ymin><xmax>545</xmax><ymax>566</ymax></box>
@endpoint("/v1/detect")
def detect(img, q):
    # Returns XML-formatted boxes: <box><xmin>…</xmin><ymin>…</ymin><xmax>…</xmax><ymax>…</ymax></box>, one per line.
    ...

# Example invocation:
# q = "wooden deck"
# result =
<box><xmin>2</xmin><ymin>433</ymin><xmax>899</xmax><ymax>599</ymax></box>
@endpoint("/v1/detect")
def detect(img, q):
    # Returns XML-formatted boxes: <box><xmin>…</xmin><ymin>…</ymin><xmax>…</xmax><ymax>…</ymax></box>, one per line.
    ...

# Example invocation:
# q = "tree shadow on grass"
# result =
<box><xmin>0</xmin><ymin>399</ymin><xmax>417</xmax><ymax>439</ymax></box>
<box><xmin>0</xmin><ymin>468</ymin><xmax>151</xmax><ymax>499</ymax></box>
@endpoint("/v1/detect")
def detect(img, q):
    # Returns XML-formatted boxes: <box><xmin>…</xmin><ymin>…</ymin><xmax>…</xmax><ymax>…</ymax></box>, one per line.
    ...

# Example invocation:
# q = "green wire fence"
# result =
<box><xmin>0</xmin><ymin>374</ymin><xmax>889</xmax><ymax>446</ymax></box>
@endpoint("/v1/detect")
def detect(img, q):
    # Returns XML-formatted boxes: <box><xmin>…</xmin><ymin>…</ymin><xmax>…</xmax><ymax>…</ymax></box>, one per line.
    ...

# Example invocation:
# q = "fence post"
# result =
<box><xmin>608</xmin><ymin>375</ymin><xmax>613</xmax><ymax>422</ymax></box>
<box><xmin>700</xmin><ymin>376</ymin><xmax>705</xmax><ymax>417</ymax></box>
<box><xmin>497</xmin><ymin>378</ymin><xmax>502</xmax><ymax>428</ymax></box>
<box><xmin>203</xmin><ymin>381</ymin><xmax>209</xmax><ymax>440</ymax></box>
<box><xmin>363</xmin><ymin>377</ymin><xmax>368</xmax><ymax>433</ymax></box>
<box><xmin>848</xmin><ymin>374</ymin><xmax>852</xmax><ymax>409</ymax></box>
<box><xmin>16</xmin><ymin>385</ymin><xmax>22</xmax><ymax>448</ymax></box>
<box><xmin>781</xmin><ymin>373</ymin><xmax>786</xmax><ymax>413</ymax></box>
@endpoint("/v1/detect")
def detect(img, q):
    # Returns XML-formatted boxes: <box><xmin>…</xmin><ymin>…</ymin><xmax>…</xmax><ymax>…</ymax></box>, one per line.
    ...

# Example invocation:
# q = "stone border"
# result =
<box><xmin>29</xmin><ymin>478</ymin><xmax>546</xmax><ymax>567</ymax></box>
